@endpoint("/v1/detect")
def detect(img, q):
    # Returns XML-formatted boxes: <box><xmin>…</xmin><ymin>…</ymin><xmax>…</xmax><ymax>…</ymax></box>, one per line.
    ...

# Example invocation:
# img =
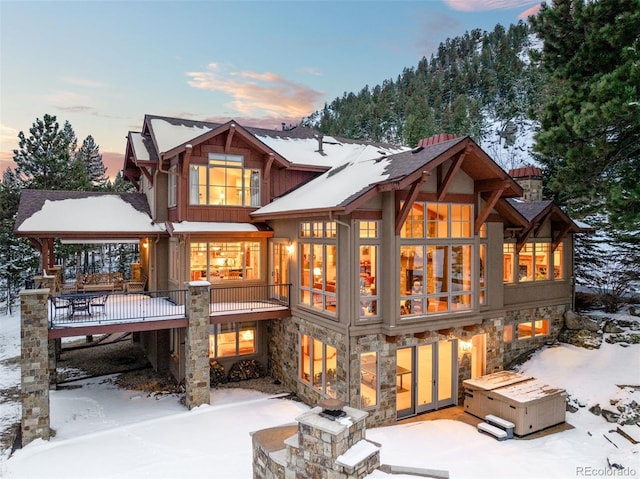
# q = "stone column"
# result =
<box><xmin>185</xmin><ymin>281</ymin><xmax>211</xmax><ymax>409</ymax></box>
<box><xmin>20</xmin><ymin>288</ymin><xmax>51</xmax><ymax>445</ymax></box>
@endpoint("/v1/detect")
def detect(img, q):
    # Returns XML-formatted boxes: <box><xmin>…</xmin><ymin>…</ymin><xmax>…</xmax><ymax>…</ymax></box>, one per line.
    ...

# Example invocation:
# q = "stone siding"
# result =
<box><xmin>502</xmin><ymin>304</ymin><xmax>567</xmax><ymax>367</ymax></box>
<box><xmin>184</xmin><ymin>283</ymin><xmax>211</xmax><ymax>409</ymax></box>
<box><xmin>20</xmin><ymin>288</ymin><xmax>51</xmax><ymax>445</ymax></box>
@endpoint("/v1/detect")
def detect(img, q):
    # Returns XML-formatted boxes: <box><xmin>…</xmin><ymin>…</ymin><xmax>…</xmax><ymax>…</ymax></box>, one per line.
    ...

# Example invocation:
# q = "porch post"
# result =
<box><xmin>20</xmin><ymin>288</ymin><xmax>51</xmax><ymax>445</ymax></box>
<box><xmin>185</xmin><ymin>281</ymin><xmax>211</xmax><ymax>409</ymax></box>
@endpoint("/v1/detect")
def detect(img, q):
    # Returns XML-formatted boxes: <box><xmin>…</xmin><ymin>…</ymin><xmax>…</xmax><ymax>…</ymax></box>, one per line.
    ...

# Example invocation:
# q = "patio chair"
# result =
<box><xmin>126</xmin><ymin>275</ymin><xmax>147</xmax><ymax>293</ymax></box>
<box><xmin>50</xmin><ymin>295</ymin><xmax>71</xmax><ymax>320</ymax></box>
<box><xmin>90</xmin><ymin>294</ymin><xmax>109</xmax><ymax>315</ymax></box>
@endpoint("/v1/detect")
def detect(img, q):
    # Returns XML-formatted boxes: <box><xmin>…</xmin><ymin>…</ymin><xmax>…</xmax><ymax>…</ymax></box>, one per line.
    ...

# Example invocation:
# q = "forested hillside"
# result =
<box><xmin>303</xmin><ymin>21</ymin><xmax>544</xmax><ymax>171</ymax></box>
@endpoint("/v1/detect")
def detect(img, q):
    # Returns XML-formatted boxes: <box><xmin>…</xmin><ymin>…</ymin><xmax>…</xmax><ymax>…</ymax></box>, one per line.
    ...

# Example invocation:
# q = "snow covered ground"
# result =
<box><xmin>0</xmin><ymin>308</ymin><xmax>639</xmax><ymax>478</ymax></box>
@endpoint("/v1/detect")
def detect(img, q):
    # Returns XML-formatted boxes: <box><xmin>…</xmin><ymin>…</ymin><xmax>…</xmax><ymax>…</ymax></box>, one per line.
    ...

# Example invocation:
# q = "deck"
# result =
<box><xmin>48</xmin><ymin>284</ymin><xmax>291</xmax><ymax>338</ymax></box>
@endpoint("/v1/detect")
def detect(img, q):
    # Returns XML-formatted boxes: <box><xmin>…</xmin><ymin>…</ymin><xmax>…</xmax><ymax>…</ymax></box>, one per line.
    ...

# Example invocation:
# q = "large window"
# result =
<box><xmin>300</xmin><ymin>334</ymin><xmax>337</xmax><ymax>398</ymax></box>
<box><xmin>359</xmin><ymin>221</ymin><xmax>379</xmax><ymax>319</ymax></box>
<box><xmin>299</xmin><ymin>222</ymin><xmax>337</xmax><ymax>314</ymax></box>
<box><xmin>209</xmin><ymin>321</ymin><xmax>256</xmax><ymax>358</ymax></box>
<box><xmin>190</xmin><ymin>241</ymin><xmax>260</xmax><ymax>282</ymax></box>
<box><xmin>504</xmin><ymin>241</ymin><xmax>562</xmax><ymax>284</ymax></box>
<box><xmin>189</xmin><ymin>154</ymin><xmax>261</xmax><ymax>206</ymax></box>
<box><xmin>400</xmin><ymin>202</ymin><xmax>474</xmax><ymax>316</ymax></box>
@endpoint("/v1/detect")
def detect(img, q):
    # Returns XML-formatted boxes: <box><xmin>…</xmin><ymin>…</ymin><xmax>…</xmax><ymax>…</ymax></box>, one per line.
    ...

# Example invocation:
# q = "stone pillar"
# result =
<box><xmin>20</xmin><ymin>288</ymin><xmax>51</xmax><ymax>445</ymax></box>
<box><xmin>185</xmin><ymin>281</ymin><xmax>211</xmax><ymax>409</ymax></box>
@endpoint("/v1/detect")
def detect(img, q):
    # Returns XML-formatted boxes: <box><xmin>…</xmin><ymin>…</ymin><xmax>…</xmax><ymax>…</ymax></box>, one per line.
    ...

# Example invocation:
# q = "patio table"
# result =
<box><xmin>60</xmin><ymin>293</ymin><xmax>101</xmax><ymax>319</ymax></box>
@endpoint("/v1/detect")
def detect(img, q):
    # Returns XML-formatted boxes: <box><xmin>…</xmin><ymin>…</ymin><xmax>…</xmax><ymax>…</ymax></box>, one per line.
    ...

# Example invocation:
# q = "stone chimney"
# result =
<box><xmin>509</xmin><ymin>166</ymin><xmax>543</xmax><ymax>202</ymax></box>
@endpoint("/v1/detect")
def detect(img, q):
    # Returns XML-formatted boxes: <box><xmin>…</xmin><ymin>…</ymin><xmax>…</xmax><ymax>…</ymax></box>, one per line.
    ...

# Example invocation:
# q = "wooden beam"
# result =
<box><xmin>224</xmin><ymin>125</ymin><xmax>236</xmax><ymax>153</ymax></box>
<box><xmin>516</xmin><ymin>225</ymin><xmax>535</xmax><ymax>253</ymax></box>
<box><xmin>264</xmin><ymin>153</ymin><xmax>274</xmax><ymax>182</ymax></box>
<box><xmin>437</xmin><ymin>149</ymin><xmax>467</xmax><ymax>201</ymax></box>
<box><xmin>181</xmin><ymin>144</ymin><xmax>193</xmax><ymax>177</ymax></box>
<box><xmin>140</xmin><ymin>166</ymin><xmax>153</xmax><ymax>186</ymax></box>
<box><xmin>395</xmin><ymin>171</ymin><xmax>429</xmax><ymax>235</ymax></box>
<box><xmin>475</xmin><ymin>179</ymin><xmax>512</xmax><ymax>193</ymax></box>
<box><xmin>475</xmin><ymin>188</ymin><xmax>505</xmax><ymax>234</ymax></box>
<box><xmin>385</xmin><ymin>335</ymin><xmax>399</xmax><ymax>343</ymax></box>
<box><xmin>552</xmin><ymin>224</ymin><xmax>572</xmax><ymax>251</ymax></box>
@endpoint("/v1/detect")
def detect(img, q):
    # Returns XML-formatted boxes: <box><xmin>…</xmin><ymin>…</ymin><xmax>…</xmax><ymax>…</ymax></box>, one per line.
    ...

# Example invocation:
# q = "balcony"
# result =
<box><xmin>48</xmin><ymin>284</ymin><xmax>291</xmax><ymax>337</ymax></box>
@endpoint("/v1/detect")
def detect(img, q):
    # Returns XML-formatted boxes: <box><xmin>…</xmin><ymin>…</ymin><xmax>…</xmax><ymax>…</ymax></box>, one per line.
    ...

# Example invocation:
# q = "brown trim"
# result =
<box><xmin>224</xmin><ymin>125</ymin><xmax>236</xmax><ymax>153</ymax></box>
<box><xmin>179</xmin><ymin>231</ymin><xmax>274</xmax><ymax>239</ymax></box>
<box><xmin>350</xmin><ymin>210</ymin><xmax>382</xmax><ymax>220</ymax></box>
<box><xmin>552</xmin><ymin>224</ymin><xmax>572</xmax><ymax>251</ymax></box>
<box><xmin>209</xmin><ymin>309</ymin><xmax>290</xmax><ymax>324</ymax></box>
<box><xmin>395</xmin><ymin>172</ymin><xmax>428</xmax><ymax>235</ymax></box>
<box><xmin>181</xmin><ymin>144</ymin><xmax>192</xmax><ymax>177</ymax></box>
<box><xmin>49</xmin><ymin>318</ymin><xmax>190</xmax><ymax>339</ymax></box>
<box><xmin>396</xmin><ymin>191</ymin><xmax>475</xmax><ymax>204</ymax></box>
<box><xmin>437</xmin><ymin>148</ymin><xmax>467</xmax><ymax>201</ymax></box>
<box><xmin>475</xmin><ymin>188</ymin><xmax>504</xmax><ymax>234</ymax></box>
<box><xmin>516</xmin><ymin>225</ymin><xmax>535</xmax><ymax>253</ymax></box>
<box><xmin>140</xmin><ymin>166</ymin><xmax>153</xmax><ymax>186</ymax></box>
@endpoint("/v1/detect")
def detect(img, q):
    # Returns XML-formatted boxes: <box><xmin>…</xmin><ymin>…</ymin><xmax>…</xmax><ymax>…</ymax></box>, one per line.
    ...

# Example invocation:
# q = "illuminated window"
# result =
<box><xmin>400</xmin><ymin>202</ymin><xmax>474</xmax><ymax>316</ymax></box>
<box><xmin>400</xmin><ymin>244</ymin><xmax>472</xmax><ymax>316</ymax></box>
<box><xmin>553</xmin><ymin>243</ymin><xmax>563</xmax><ymax>279</ymax></box>
<box><xmin>503</xmin><ymin>325</ymin><xmax>514</xmax><ymax>342</ymax></box>
<box><xmin>299</xmin><ymin>222</ymin><xmax>337</xmax><ymax>314</ymax></box>
<box><xmin>503</xmin><ymin>243</ymin><xmax>515</xmax><ymax>283</ymax></box>
<box><xmin>299</xmin><ymin>334</ymin><xmax>337</xmax><ymax>398</ymax></box>
<box><xmin>360</xmin><ymin>352</ymin><xmax>378</xmax><ymax>408</ymax></box>
<box><xmin>209</xmin><ymin>321</ymin><xmax>256</xmax><ymax>358</ymax></box>
<box><xmin>359</xmin><ymin>221</ymin><xmax>379</xmax><ymax>319</ymax></box>
<box><xmin>517</xmin><ymin>319</ymin><xmax>550</xmax><ymax>340</ymax></box>
<box><xmin>518</xmin><ymin>242</ymin><xmax>550</xmax><ymax>282</ymax></box>
<box><xmin>534</xmin><ymin>319</ymin><xmax>549</xmax><ymax>336</ymax></box>
<box><xmin>189</xmin><ymin>154</ymin><xmax>260</xmax><ymax>206</ymax></box>
<box><xmin>517</xmin><ymin>322</ymin><xmax>533</xmax><ymax>339</ymax></box>
<box><xmin>189</xmin><ymin>241</ymin><xmax>260</xmax><ymax>282</ymax></box>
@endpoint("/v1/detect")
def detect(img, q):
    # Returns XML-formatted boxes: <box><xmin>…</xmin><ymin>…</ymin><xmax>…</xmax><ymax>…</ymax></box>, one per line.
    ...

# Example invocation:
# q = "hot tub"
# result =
<box><xmin>463</xmin><ymin>371</ymin><xmax>566</xmax><ymax>436</ymax></box>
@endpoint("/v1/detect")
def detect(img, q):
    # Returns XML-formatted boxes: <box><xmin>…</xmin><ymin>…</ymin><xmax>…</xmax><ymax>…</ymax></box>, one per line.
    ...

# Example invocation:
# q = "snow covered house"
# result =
<box><xmin>15</xmin><ymin>115</ymin><xmax>584</xmax><ymax>427</ymax></box>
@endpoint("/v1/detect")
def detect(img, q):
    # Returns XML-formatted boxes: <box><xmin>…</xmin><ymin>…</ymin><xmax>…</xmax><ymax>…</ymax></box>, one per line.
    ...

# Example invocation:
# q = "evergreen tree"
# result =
<box><xmin>530</xmin><ymin>0</ymin><xmax>640</xmax><ymax>231</ymax></box>
<box><xmin>0</xmin><ymin>169</ymin><xmax>39</xmax><ymax>314</ymax></box>
<box><xmin>76</xmin><ymin>135</ymin><xmax>108</xmax><ymax>189</ymax></box>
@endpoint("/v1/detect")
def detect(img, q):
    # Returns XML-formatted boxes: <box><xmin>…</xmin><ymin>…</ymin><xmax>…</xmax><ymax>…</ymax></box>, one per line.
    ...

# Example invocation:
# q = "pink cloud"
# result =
<box><xmin>444</xmin><ymin>0</ymin><xmax>539</xmax><ymax>12</ymax></box>
<box><xmin>519</xmin><ymin>4</ymin><xmax>542</xmax><ymax>19</ymax></box>
<box><xmin>186</xmin><ymin>64</ymin><xmax>324</xmax><ymax>118</ymax></box>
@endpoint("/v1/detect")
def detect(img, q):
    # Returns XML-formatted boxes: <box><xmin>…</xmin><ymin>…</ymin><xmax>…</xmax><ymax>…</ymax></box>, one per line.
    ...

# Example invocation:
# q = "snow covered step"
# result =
<box><xmin>485</xmin><ymin>414</ymin><xmax>515</xmax><ymax>439</ymax></box>
<box><xmin>478</xmin><ymin>422</ymin><xmax>508</xmax><ymax>441</ymax></box>
<box><xmin>616</xmin><ymin>425</ymin><xmax>640</xmax><ymax>444</ymax></box>
<box><xmin>603</xmin><ymin>431</ymin><xmax>631</xmax><ymax>449</ymax></box>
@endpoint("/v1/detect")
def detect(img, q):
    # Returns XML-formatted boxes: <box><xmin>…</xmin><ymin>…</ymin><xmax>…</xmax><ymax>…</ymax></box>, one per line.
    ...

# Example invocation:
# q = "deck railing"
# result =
<box><xmin>49</xmin><ymin>284</ymin><xmax>291</xmax><ymax>327</ymax></box>
<box><xmin>209</xmin><ymin>283</ymin><xmax>291</xmax><ymax>313</ymax></box>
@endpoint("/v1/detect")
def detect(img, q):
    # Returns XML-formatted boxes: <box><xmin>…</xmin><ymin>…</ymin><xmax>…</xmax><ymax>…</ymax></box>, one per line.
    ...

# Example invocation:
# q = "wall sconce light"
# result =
<box><xmin>286</xmin><ymin>243</ymin><xmax>294</xmax><ymax>255</ymax></box>
<box><xmin>459</xmin><ymin>340</ymin><xmax>472</xmax><ymax>352</ymax></box>
<box><xmin>143</xmin><ymin>240</ymin><xmax>149</xmax><ymax>249</ymax></box>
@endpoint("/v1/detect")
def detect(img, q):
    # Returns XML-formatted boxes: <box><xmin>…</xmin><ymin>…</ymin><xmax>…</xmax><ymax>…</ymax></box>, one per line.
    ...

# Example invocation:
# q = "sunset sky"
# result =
<box><xmin>0</xmin><ymin>0</ymin><xmax>541</xmax><ymax>179</ymax></box>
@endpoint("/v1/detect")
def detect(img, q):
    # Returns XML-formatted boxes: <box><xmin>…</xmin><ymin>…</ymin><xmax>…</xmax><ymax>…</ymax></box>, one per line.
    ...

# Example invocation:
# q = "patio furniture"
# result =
<box><xmin>125</xmin><ymin>275</ymin><xmax>147</xmax><ymax>293</ymax></box>
<box><xmin>50</xmin><ymin>296</ymin><xmax>71</xmax><ymax>319</ymax></box>
<box><xmin>90</xmin><ymin>294</ymin><xmax>109</xmax><ymax>315</ymax></box>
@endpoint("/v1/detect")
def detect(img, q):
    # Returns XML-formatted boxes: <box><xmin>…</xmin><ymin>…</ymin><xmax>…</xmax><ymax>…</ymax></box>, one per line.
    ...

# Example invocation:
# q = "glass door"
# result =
<box><xmin>396</xmin><ymin>339</ymin><xmax>458</xmax><ymax>419</ymax></box>
<box><xmin>436</xmin><ymin>340</ymin><xmax>457</xmax><ymax>408</ymax></box>
<box><xmin>269</xmin><ymin>240</ymin><xmax>289</xmax><ymax>302</ymax></box>
<box><xmin>416</xmin><ymin>343</ymin><xmax>435</xmax><ymax>413</ymax></box>
<box><xmin>396</xmin><ymin>347</ymin><xmax>414</xmax><ymax>418</ymax></box>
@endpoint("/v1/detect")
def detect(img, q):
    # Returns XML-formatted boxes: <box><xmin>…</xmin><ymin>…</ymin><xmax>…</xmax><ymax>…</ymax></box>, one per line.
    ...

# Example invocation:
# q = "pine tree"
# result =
<box><xmin>76</xmin><ymin>135</ymin><xmax>107</xmax><ymax>189</ymax></box>
<box><xmin>0</xmin><ymin>169</ymin><xmax>39</xmax><ymax>314</ymax></box>
<box><xmin>530</xmin><ymin>0</ymin><xmax>640</xmax><ymax>231</ymax></box>
<box><xmin>13</xmin><ymin>114</ymin><xmax>89</xmax><ymax>190</ymax></box>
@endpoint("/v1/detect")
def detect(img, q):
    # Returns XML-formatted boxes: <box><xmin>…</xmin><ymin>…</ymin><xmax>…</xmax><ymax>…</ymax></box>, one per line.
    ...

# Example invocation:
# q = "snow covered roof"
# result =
<box><xmin>14</xmin><ymin>190</ymin><xmax>165</xmax><ymax>238</ymax></box>
<box><xmin>252</xmin><ymin>136</ymin><xmax>522</xmax><ymax>218</ymax></box>
<box><xmin>167</xmin><ymin>221</ymin><xmax>272</xmax><ymax>235</ymax></box>
<box><xmin>136</xmin><ymin>114</ymin><xmax>408</xmax><ymax>169</ymax></box>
